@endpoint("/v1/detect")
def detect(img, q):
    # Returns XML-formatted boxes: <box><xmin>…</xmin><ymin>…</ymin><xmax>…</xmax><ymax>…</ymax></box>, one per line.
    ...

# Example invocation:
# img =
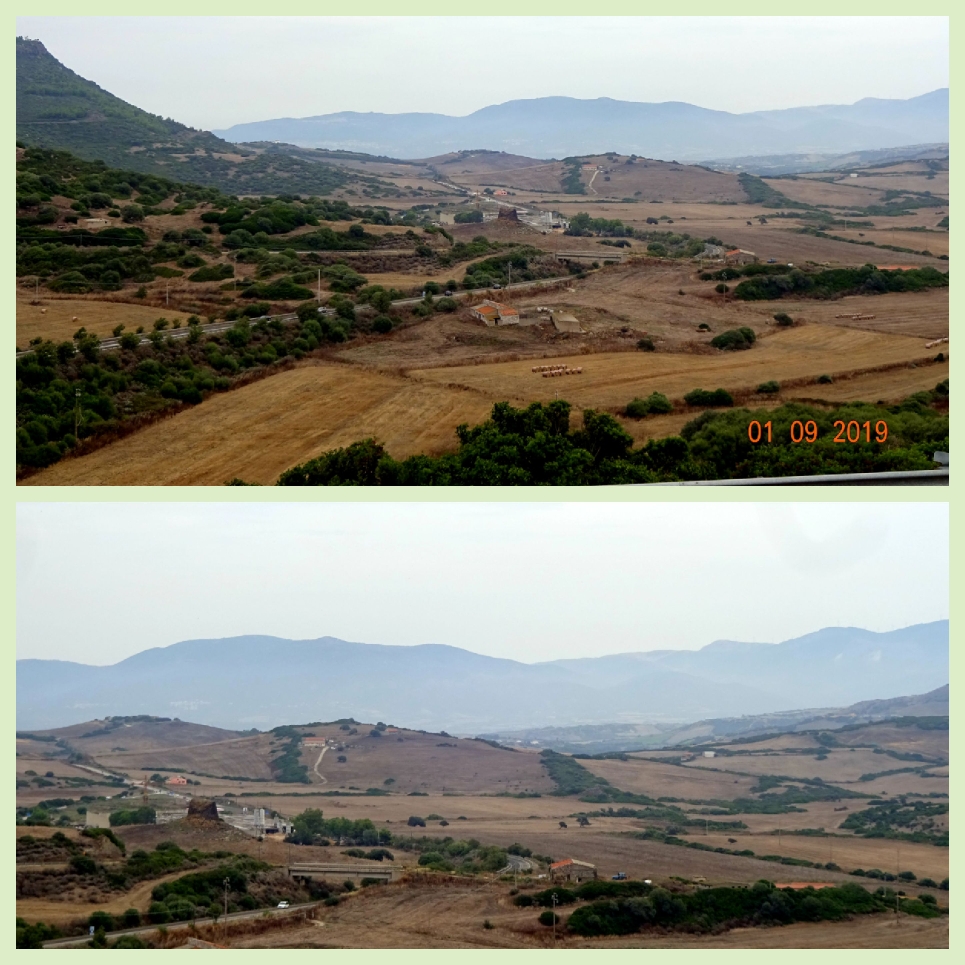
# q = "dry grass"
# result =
<box><xmin>20</xmin><ymin>361</ymin><xmax>493</xmax><ymax>486</ymax></box>
<box><xmin>409</xmin><ymin>325</ymin><xmax>935</xmax><ymax>409</ymax></box>
<box><xmin>15</xmin><ymin>293</ymin><xmax>193</xmax><ymax>347</ymax></box>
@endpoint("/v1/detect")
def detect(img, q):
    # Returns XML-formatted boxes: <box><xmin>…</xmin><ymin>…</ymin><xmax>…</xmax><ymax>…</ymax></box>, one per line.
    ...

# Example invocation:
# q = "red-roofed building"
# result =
<box><xmin>470</xmin><ymin>300</ymin><xmax>520</xmax><ymax>327</ymax></box>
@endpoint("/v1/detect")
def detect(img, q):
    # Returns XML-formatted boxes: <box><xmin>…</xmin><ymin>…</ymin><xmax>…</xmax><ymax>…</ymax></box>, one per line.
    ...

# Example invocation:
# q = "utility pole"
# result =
<box><xmin>317</xmin><ymin>269</ymin><xmax>321</xmax><ymax>303</ymax></box>
<box><xmin>166</xmin><ymin>283</ymin><xmax>170</xmax><ymax>307</ymax></box>
<box><xmin>223</xmin><ymin>877</ymin><xmax>230</xmax><ymax>944</ymax></box>
<box><xmin>74</xmin><ymin>387</ymin><xmax>82</xmax><ymax>438</ymax></box>
<box><xmin>551</xmin><ymin>893</ymin><xmax>558</xmax><ymax>944</ymax></box>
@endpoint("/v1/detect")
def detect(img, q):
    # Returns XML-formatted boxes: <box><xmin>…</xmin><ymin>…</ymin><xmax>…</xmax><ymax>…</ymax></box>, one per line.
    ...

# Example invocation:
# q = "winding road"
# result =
<box><xmin>312</xmin><ymin>744</ymin><xmax>329</xmax><ymax>784</ymax></box>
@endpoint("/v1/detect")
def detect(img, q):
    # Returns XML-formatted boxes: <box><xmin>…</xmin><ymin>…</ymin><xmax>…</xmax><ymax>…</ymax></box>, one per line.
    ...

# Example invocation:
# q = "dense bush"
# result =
<box><xmin>684</xmin><ymin>388</ymin><xmax>734</xmax><ymax>407</ymax></box>
<box><xmin>289</xmin><ymin>809</ymin><xmax>391</xmax><ymax>847</ymax></box>
<box><xmin>565</xmin><ymin>880</ymin><xmax>940</xmax><ymax>936</ymax></box>
<box><xmin>109</xmin><ymin>806</ymin><xmax>156</xmax><ymax>826</ymax></box>
<box><xmin>710</xmin><ymin>327</ymin><xmax>756</xmax><ymax>351</ymax></box>
<box><xmin>733</xmin><ymin>264</ymin><xmax>948</xmax><ymax>301</ymax></box>
<box><xmin>625</xmin><ymin>392</ymin><xmax>672</xmax><ymax>418</ymax></box>
<box><xmin>188</xmin><ymin>263</ymin><xmax>234</xmax><ymax>283</ymax></box>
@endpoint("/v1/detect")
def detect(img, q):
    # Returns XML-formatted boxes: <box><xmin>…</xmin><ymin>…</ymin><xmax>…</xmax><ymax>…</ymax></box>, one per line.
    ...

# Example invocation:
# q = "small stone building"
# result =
<box><xmin>549</xmin><ymin>858</ymin><xmax>597</xmax><ymax>882</ymax></box>
<box><xmin>724</xmin><ymin>248</ymin><xmax>757</xmax><ymax>265</ymax></box>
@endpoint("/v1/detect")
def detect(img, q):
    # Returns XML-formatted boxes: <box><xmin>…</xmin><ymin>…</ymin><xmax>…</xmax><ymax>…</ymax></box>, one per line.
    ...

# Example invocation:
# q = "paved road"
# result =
<box><xmin>41</xmin><ymin>901</ymin><xmax>319</xmax><ymax>948</ymax></box>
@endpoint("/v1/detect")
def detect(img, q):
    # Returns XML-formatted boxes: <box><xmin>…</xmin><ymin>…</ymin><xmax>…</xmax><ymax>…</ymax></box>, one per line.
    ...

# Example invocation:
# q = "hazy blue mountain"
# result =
<box><xmin>212</xmin><ymin>91</ymin><xmax>949</xmax><ymax>161</ymax></box>
<box><xmin>17</xmin><ymin>622</ymin><xmax>947</xmax><ymax>733</ymax></box>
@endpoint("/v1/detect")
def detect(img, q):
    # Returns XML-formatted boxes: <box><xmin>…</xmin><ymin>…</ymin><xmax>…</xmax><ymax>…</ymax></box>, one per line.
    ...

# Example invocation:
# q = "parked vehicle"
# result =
<box><xmin>612</xmin><ymin>872</ymin><xmax>627</xmax><ymax>880</ymax></box>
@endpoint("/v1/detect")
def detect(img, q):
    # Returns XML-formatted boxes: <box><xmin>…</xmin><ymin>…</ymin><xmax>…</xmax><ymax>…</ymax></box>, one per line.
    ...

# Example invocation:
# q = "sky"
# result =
<box><xmin>17</xmin><ymin>501</ymin><xmax>948</xmax><ymax>666</ymax></box>
<box><xmin>16</xmin><ymin>16</ymin><xmax>949</xmax><ymax>130</ymax></box>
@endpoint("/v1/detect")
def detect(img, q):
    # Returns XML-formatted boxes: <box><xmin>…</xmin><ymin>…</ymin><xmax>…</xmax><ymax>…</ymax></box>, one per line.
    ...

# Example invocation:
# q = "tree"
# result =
<box><xmin>121</xmin><ymin>204</ymin><xmax>145</xmax><ymax>223</ymax></box>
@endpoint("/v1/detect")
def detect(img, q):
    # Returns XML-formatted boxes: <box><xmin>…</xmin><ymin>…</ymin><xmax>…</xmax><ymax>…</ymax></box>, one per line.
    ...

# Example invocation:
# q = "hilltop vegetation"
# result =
<box><xmin>15</xmin><ymin>38</ymin><xmax>377</xmax><ymax>196</ymax></box>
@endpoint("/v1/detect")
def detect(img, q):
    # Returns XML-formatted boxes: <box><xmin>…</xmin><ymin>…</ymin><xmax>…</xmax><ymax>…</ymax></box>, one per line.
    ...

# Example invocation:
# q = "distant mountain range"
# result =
<box><xmin>16</xmin><ymin>622</ymin><xmax>947</xmax><ymax>732</ymax></box>
<box><xmin>484</xmin><ymin>685</ymin><xmax>950</xmax><ymax>754</ymax></box>
<box><xmin>213</xmin><ymin>91</ymin><xmax>949</xmax><ymax>162</ymax></box>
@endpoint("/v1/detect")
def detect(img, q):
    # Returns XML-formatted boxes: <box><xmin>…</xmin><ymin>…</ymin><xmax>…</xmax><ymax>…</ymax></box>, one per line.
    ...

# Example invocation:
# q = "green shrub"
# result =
<box><xmin>538</xmin><ymin>910</ymin><xmax>560</xmax><ymax>926</ymax></box>
<box><xmin>684</xmin><ymin>388</ymin><xmax>734</xmax><ymax>408</ymax></box>
<box><xmin>188</xmin><ymin>263</ymin><xmax>233</xmax><ymax>283</ymax></box>
<box><xmin>710</xmin><ymin>327</ymin><xmax>756</xmax><ymax>351</ymax></box>
<box><xmin>637</xmin><ymin>337</ymin><xmax>655</xmax><ymax>352</ymax></box>
<box><xmin>773</xmin><ymin>312</ymin><xmax>794</xmax><ymax>326</ymax></box>
<box><xmin>757</xmin><ymin>381</ymin><xmax>780</xmax><ymax>394</ymax></box>
<box><xmin>626</xmin><ymin>392</ymin><xmax>672</xmax><ymax>418</ymax></box>
<box><xmin>372</xmin><ymin>316</ymin><xmax>393</xmax><ymax>334</ymax></box>
<box><xmin>817</xmin><ymin>374</ymin><xmax>833</xmax><ymax>384</ymax></box>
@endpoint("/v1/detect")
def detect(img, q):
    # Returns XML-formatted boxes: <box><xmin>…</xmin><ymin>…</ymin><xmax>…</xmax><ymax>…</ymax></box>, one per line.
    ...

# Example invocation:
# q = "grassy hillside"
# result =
<box><xmin>15</xmin><ymin>38</ymin><xmax>367</xmax><ymax>196</ymax></box>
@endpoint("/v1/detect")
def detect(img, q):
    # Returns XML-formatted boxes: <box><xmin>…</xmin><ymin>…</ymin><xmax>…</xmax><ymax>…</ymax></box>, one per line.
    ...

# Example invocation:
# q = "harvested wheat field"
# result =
<box><xmin>675</xmin><ymin>832</ymin><xmax>948</xmax><ymax>885</ymax></box>
<box><xmin>16</xmin><ymin>293</ymin><xmax>193</xmax><ymax>348</ymax></box>
<box><xmin>230</xmin><ymin>885</ymin><xmax>947</xmax><ymax>949</ymax></box>
<box><xmin>782</xmin><ymin>361</ymin><xmax>949</xmax><ymax>404</ymax></box>
<box><xmin>775</xmin><ymin>288</ymin><xmax>948</xmax><ymax>340</ymax></box>
<box><xmin>410</xmin><ymin>326</ymin><xmax>935</xmax><ymax>410</ymax></box>
<box><xmin>21</xmin><ymin>362</ymin><xmax>494</xmax><ymax>486</ymax></box>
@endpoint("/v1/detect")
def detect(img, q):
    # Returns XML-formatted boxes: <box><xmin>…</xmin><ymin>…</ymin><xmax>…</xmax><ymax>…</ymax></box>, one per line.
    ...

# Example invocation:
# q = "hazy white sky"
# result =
<box><xmin>17</xmin><ymin>17</ymin><xmax>948</xmax><ymax>129</ymax></box>
<box><xmin>17</xmin><ymin>502</ymin><xmax>947</xmax><ymax>666</ymax></box>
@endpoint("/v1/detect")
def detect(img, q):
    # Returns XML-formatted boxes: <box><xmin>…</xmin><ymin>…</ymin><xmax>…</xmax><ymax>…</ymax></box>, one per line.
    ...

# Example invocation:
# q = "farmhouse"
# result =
<box><xmin>549</xmin><ymin>858</ymin><xmax>597</xmax><ymax>882</ymax></box>
<box><xmin>470</xmin><ymin>300</ymin><xmax>520</xmax><ymax>327</ymax></box>
<box><xmin>303</xmin><ymin>737</ymin><xmax>328</xmax><ymax>746</ymax></box>
<box><xmin>724</xmin><ymin>248</ymin><xmax>757</xmax><ymax>265</ymax></box>
<box><xmin>167</xmin><ymin>774</ymin><xmax>188</xmax><ymax>785</ymax></box>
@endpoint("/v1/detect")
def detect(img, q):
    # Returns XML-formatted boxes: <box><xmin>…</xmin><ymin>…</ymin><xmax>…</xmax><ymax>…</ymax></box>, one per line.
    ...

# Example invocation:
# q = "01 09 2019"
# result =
<box><xmin>747</xmin><ymin>419</ymin><xmax>889</xmax><ymax>444</ymax></box>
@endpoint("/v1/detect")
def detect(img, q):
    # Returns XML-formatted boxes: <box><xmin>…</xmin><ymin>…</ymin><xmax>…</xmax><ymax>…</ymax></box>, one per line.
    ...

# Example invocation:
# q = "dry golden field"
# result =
<box><xmin>409</xmin><ymin>325</ymin><xmax>936</xmax><ymax>409</ymax></box>
<box><xmin>233</xmin><ymin>896</ymin><xmax>948</xmax><ymax>949</ymax></box>
<box><xmin>16</xmin><ymin>293</ymin><xmax>193</xmax><ymax>347</ymax></box>
<box><xmin>22</xmin><ymin>320</ymin><xmax>944</xmax><ymax>486</ymax></box>
<box><xmin>21</xmin><ymin>362</ymin><xmax>494</xmax><ymax>486</ymax></box>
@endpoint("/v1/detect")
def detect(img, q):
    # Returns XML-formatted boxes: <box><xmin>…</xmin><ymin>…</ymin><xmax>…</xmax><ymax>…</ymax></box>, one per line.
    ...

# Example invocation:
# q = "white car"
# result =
<box><xmin>277</xmin><ymin>901</ymin><xmax>290</xmax><ymax>909</ymax></box>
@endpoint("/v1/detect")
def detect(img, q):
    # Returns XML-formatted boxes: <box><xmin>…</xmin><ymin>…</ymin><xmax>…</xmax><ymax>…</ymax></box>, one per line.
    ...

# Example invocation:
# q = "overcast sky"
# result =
<box><xmin>17</xmin><ymin>502</ymin><xmax>947</xmax><ymax>666</ymax></box>
<box><xmin>17</xmin><ymin>17</ymin><xmax>948</xmax><ymax>129</ymax></box>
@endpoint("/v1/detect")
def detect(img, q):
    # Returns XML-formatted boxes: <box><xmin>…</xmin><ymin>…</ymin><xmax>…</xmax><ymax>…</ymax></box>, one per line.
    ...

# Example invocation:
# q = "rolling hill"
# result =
<box><xmin>486</xmin><ymin>685</ymin><xmax>950</xmax><ymax>753</ymax></box>
<box><xmin>212</xmin><ymin>90</ymin><xmax>949</xmax><ymax>161</ymax></box>
<box><xmin>15</xmin><ymin>37</ymin><xmax>369</xmax><ymax>197</ymax></box>
<box><xmin>16</xmin><ymin>622</ymin><xmax>947</xmax><ymax>732</ymax></box>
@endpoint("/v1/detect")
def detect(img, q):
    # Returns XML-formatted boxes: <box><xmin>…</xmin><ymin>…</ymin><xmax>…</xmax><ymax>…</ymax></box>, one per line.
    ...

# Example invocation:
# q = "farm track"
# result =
<box><xmin>313</xmin><ymin>746</ymin><xmax>329</xmax><ymax>785</ymax></box>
